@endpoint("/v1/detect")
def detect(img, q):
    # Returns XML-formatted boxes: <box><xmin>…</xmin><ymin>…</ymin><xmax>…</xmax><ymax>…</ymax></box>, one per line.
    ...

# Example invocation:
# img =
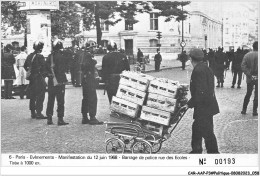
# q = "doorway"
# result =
<box><xmin>125</xmin><ymin>39</ymin><xmax>133</xmax><ymax>55</ymax></box>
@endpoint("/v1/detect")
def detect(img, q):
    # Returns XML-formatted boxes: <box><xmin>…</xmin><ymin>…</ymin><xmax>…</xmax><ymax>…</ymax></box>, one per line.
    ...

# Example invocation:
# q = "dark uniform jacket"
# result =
<box><xmin>187</xmin><ymin>62</ymin><xmax>219</xmax><ymax>119</ymax></box>
<box><xmin>232</xmin><ymin>51</ymin><xmax>243</xmax><ymax>72</ymax></box>
<box><xmin>24</xmin><ymin>52</ymin><xmax>47</xmax><ymax>94</ymax></box>
<box><xmin>154</xmin><ymin>53</ymin><xmax>162</xmax><ymax>63</ymax></box>
<box><xmin>1</xmin><ymin>52</ymin><xmax>16</xmax><ymax>80</ymax></box>
<box><xmin>214</xmin><ymin>51</ymin><xmax>227</xmax><ymax>76</ymax></box>
<box><xmin>80</xmin><ymin>50</ymin><xmax>98</xmax><ymax>90</ymax></box>
<box><xmin>46</xmin><ymin>50</ymin><xmax>68</xmax><ymax>86</ymax></box>
<box><xmin>102</xmin><ymin>51</ymin><xmax>130</xmax><ymax>82</ymax></box>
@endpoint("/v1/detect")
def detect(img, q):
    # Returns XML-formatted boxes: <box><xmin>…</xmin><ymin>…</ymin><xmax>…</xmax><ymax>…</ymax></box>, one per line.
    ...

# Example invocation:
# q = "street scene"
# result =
<box><xmin>1</xmin><ymin>1</ymin><xmax>258</xmax><ymax>154</ymax></box>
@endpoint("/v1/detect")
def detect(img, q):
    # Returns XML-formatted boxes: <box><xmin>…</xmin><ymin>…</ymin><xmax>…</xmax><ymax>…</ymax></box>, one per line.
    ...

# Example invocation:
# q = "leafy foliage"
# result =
<box><xmin>51</xmin><ymin>1</ymin><xmax>81</xmax><ymax>39</ymax></box>
<box><xmin>151</xmin><ymin>1</ymin><xmax>190</xmax><ymax>22</ymax></box>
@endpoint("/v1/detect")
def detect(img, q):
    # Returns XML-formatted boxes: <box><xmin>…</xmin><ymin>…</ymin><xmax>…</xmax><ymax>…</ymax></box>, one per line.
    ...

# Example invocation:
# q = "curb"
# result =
<box><xmin>142</xmin><ymin>66</ymin><xmax>182</xmax><ymax>73</ymax></box>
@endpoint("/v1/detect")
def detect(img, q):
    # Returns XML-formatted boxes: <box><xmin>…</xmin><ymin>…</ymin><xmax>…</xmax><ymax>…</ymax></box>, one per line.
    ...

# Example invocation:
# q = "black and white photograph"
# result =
<box><xmin>1</xmin><ymin>0</ymin><xmax>259</xmax><ymax>175</ymax></box>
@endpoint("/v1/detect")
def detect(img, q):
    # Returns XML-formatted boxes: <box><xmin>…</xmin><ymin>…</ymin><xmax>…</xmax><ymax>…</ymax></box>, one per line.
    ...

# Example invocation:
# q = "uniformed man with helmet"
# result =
<box><xmin>81</xmin><ymin>41</ymin><xmax>103</xmax><ymax>125</ymax></box>
<box><xmin>102</xmin><ymin>40</ymin><xmax>130</xmax><ymax>103</ymax></box>
<box><xmin>45</xmin><ymin>39</ymin><xmax>69</xmax><ymax>125</ymax></box>
<box><xmin>24</xmin><ymin>41</ymin><xmax>47</xmax><ymax>119</ymax></box>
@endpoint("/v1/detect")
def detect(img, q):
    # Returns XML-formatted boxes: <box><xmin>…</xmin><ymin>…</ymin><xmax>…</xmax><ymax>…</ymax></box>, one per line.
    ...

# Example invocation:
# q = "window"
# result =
<box><xmin>149</xmin><ymin>39</ymin><xmax>158</xmax><ymax>47</ymax></box>
<box><xmin>150</xmin><ymin>13</ymin><xmax>158</xmax><ymax>30</ymax></box>
<box><xmin>125</xmin><ymin>21</ymin><xmax>133</xmax><ymax>30</ymax></box>
<box><xmin>189</xmin><ymin>23</ymin><xmax>191</xmax><ymax>34</ymax></box>
<box><xmin>101</xmin><ymin>20</ymin><xmax>109</xmax><ymax>31</ymax></box>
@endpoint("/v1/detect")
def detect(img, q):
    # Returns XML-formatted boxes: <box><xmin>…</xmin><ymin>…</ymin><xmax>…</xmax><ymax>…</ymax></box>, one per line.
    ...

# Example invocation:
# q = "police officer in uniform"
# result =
<box><xmin>214</xmin><ymin>47</ymin><xmax>227</xmax><ymax>88</ymax></box>
<box><xmin>45</xmin><ymin>40</ymin><xmax>69</xmax><ymax>125</ymax></box>
<box><xmin>154</xmin><ymin>49</ymin><xmax>162</xmax><ymax>71</ymax></box>
<box><xmin>81</xmin><ymin>42</ymin><xmax>103</xmax><ymax>125</ymax></box>
<box><xmin>102</xmin><ymin>41</ymin><xmax>130</xmax><ymax>103</ymax></box>
<box><xmin>24</xmin><ymin>41</ymin><xmax>47</xmax><ymax>119</ymax></box>
<box><xmin>184</xmin><ymin>48</ymin><xmax>220</xmax><ymax>154</ymax></box>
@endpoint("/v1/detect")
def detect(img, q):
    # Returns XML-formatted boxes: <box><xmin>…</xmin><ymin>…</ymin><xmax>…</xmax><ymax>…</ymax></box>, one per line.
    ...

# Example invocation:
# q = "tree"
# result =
<box><xmin>1</xmin><ymin>1</ymin><xmax>27</xmax><ymax>45</ymax></box>
<box><xmin>150</xmin><ymin>1</ymin><xmax>190</xmax><ymax>22</ymax></box>
<box><xmin>50</xmin><ymin>1</ymin><xmax>82</xmax><ymax>40</ymax></box>
<box><xmin>1</xmin><ymin>1</ymin><xmax>82</xmax><ymax>45</ymax></box>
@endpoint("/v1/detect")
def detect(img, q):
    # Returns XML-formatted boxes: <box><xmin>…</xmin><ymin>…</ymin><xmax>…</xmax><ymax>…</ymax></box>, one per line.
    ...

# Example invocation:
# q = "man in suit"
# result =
<box><xmin>102</xmin><ymin>40</ymin><xmax>130</xmax><ymax>103</ymax></box>
<box><xmin>231</xmin><ymin>48</ymin><xmax>243</xmax><ymax>88</ymax></box>
<box><xmin>184</xmin><ymin>48</ymin><xmax>220</xmax><ymax>154</ymax></box>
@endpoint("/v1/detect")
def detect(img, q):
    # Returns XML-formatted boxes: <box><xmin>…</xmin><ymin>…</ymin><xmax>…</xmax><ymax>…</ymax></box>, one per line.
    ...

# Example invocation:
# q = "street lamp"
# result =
<box><xmin>181</xmin><ymin>4</ymin><xmax>184</xmax><ymax>53</ymax></box>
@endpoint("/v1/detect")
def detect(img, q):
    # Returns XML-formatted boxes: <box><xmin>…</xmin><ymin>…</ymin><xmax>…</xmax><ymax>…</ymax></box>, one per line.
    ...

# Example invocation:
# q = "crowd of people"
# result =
<box><xmin>1</xmin><ymin>39</ymin><xmax>258</xmax><ymax>154</ymax></box>
<box><xmin>1</xmin><ymin>39</ymin><xmax>130</xmax><ymax>126</ymax></box>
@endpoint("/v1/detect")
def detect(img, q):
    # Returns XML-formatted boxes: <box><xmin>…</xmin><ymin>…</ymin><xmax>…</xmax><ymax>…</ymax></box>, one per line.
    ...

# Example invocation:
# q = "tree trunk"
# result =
<box><xmin>94</xmin><ymin>2</ymin><xmax>102</xmax><ymax>46</ymax></box>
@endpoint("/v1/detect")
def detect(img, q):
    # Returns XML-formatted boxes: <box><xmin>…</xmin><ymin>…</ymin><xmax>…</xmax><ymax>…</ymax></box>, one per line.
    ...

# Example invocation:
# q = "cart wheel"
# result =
<box><xmin>106</xmin><ymin>138</ymin><xmax>125</xmax><ymax>154</ymax></box>
<box><xmin>132</xmin><ymin>140</ymin><xmax>152</xmax><ymax>154</ymax></box>
<box><xmin>151</xmin><ymin>142</ymin><xmax>162</xmax><ymax>154</ymax></box>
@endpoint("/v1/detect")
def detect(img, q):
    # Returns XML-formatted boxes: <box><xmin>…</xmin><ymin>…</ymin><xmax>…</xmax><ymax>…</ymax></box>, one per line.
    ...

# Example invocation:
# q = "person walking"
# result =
<box><xmin>80</xmin><ymin>42</ymin><xmax>103</xmax><ymax>125</ymax></box>
<box><xmin>45</xmin><ymin>40</ymin><xmax>69</xmax><ymax>125</ymax></box>
<box><xmin>231</xmin><ymin>48</ymin><xmax>243</xmax><ymax>88</ymax></box>
<box><xmin>154</xmin><ymin>49</ymin><xmax>162</xmax><ymax>71</ymax></box>
<box><xmin>15</xmin><ymin>46</ymin><xmax>29</xmax><ymax>99</ymax></box>
<box><xmin>214</xmin><ymin>47</ymin><xmax>228</xmax><ymax>88</ymax></box>
<box><xmin>241</xmin><ymin>41</ymin><xmax>258</xmax><ymax>116</ymax></box>
<box><xmin>24</xmin><ymin>41</ymin><xmax>47</xmax><ymax>119</ymax></box>
<box><xmin>179</xmin><ymin>50</ymin><xmax>189</xmax><ymax>70</ymax></box>
<box><xmin>2</xmin><ymin>44</ymin><xmax>16</xmax><ymax>99</ymax></box>
<box><xmin>184</xmin><ymin>48</ymin><xmax>220</xmax><ymax>154</ymax></box>
<box><xmin>137</xmin><ymin>48</ymin><xmax>144</xmax><ymax>63</ymax></box>
<box><xmin>102</xmin><ymin>40</ymin><xmax>130</xmax><ymax>103</ymax></box>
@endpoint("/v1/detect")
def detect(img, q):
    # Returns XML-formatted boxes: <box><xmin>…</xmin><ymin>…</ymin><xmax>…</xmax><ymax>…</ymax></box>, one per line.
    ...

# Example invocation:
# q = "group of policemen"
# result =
<box><xmin>2</xmin><ymin>39</ymin><xmax>130</xmax><ymax>126</ymax></box>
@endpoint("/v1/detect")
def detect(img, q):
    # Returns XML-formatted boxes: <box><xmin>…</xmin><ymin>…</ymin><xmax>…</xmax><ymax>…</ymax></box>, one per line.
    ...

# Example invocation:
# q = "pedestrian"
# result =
<box><xmin>102</xmin><ymin>40</ymin><xmax>130</xmax><ymax>103</ymax></box>
<box><xmin>184</xmin><ymin>48</ymin><xmax>220</xmax><ymax>154</ymax></box>
<box><xmin>137</xmin><ymin>48</ymin><xmax>144</xmax><ymax>63</ymax></box>
<box><xmin>231</xmin><ymin>48</ymin><xmax>243</xmax><ymax>88</ymax></box>
<box><xmin>208</xmin><ymin>48</ymin><xmax>215</xmax><ymax>70</ymax></box>
<box><xmin>24</xmin><ymin>41</ymin><xmax>47</xmax><ymax>119</ymax></box>
<box><xmin>15</xmin><ymin>46</ymin><xmax>29</xmax><ymax>99</ymax></box>
<box><xmin>45</xmin><ymin>40</ymin><xmax>69</xmax><ymax>125</ymax></box>
<box><xmin>214</xmin><ymin>47</ymin><xmax>228</xmax><ymax>88</ymax></box>
<box><xmin>241</xmin><ymin>41</ymin><xmax>258</xmax><ymax>116</ymax></box>
<box><xmin>154</xmin><ymin>49</ymin><xmax>162</xmax><ymax>71</ymax></box>
<box><xmin>2</xmin><ymin>44</ymin><xmax>16</xmax><ymax>99</ymax></box>
<box><xmin>178</xmin><ymin>50</ymin><xmax>189</xmax><ymax>70</ymax></box>
<box><xmin>80</xmin><ymin>42</ymin><xmax>103</xmax><ymax>125</ymax></box>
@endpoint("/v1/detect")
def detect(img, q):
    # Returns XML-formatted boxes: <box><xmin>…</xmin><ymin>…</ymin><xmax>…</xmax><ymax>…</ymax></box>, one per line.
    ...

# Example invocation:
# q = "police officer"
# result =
<box><xmin>45</xmin><ymin>40</ymin><xmax>69</xmax><ymax>125</ymax></box>
<box><xmin>214</xmin><ymin>47</ymin><xmax>228</xmax><ymax>88</ymax></box>
<box><xmin>102</xmin><ymin>40</ymin><xmax>130</xmax><ymax>103</ymax></box>
<box><xmin>81</xmin><ymin>42</ymin><xmax>103</xmax><ymax>125</ymax></box>
<box><xmin>24</xmin><ymin>41</ymin><xmax>47</xmax><ymax>119</ymax></box>
<box><xmin>231</xmin><ymin>48</ymin><xmax>243</xmax><ymax>88</ymax></box>
<box><xmin>154</xmin><ymin>49</ymin><xmax>162</xmax><ymax>71</ymax></box>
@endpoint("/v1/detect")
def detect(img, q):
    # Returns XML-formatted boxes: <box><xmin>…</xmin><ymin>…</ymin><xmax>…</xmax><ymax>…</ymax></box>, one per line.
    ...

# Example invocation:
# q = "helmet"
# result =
<box><xmin>53</xmin><ymin>39</ymin><xmax>63</xmax><ymax>51</ymax></box>
<box><xmin>107</xmin><ymin>40</ymin><xmax>117</xmax><ymax>51</ymax></box>
<box><xmin>33</xmin><ymin>41</ymin><xmax>44</xmax><ymax>51</ymax></box>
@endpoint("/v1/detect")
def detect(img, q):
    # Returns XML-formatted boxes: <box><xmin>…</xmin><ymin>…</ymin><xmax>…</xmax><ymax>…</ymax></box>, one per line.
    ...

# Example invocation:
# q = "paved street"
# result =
<box><xmin>1</xmin><ymin>67</ymin><xmax>258</xmax><ymax>154</ymax></box>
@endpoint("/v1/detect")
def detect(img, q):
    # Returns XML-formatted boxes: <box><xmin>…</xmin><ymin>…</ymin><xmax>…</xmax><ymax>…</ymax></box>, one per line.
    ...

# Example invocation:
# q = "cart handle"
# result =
<box><xmin>169</xmin><ymin>106</ymin><xmax>189</xmax><ymax>135</ymax></box>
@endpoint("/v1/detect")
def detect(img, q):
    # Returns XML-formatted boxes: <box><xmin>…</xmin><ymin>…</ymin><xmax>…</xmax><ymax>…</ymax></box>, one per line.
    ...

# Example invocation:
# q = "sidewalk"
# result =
<box><xmin>130</xmin><ymin>59</ymin><xmax>186</xmax><ymax>73</ymax></box>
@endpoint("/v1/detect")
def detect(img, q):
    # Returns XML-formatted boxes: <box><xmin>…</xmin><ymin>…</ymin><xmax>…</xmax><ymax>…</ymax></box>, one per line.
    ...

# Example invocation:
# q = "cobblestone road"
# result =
<box><xmin>1</xmin><ymin>68</ymin><xmax>258</xmax><ymax>154</ymax></box>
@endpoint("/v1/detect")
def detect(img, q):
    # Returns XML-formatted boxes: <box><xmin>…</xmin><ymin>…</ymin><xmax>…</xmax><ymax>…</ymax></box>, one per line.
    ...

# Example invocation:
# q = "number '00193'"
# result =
<box><xmin>215</xmin><ymin>158</ymin><xmax>235</xmax><ymax>165</ymax></box>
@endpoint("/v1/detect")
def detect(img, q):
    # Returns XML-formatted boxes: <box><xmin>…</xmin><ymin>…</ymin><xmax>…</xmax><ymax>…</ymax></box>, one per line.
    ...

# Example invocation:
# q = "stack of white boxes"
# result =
<box><xmin>110</xmin><ymin>71</ymin><xmax>154</xmax><ymax>119</ymax></box>
<box><xmin>110</xmin><ymin>71</ymin><xmax>188</xmax><ymax>137</ymax></box>
<box><xmin>139</xmin><ymin>78</ymin><xmax>179</xmax><ymax>136</ymax></box>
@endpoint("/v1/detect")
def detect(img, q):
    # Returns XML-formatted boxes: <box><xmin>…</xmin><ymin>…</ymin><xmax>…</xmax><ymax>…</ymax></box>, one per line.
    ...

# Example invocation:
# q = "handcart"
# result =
<box><xmin>104</xmin><ymin>106</ymin><xmax>188</xmax><ymax>154</ymax></box>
